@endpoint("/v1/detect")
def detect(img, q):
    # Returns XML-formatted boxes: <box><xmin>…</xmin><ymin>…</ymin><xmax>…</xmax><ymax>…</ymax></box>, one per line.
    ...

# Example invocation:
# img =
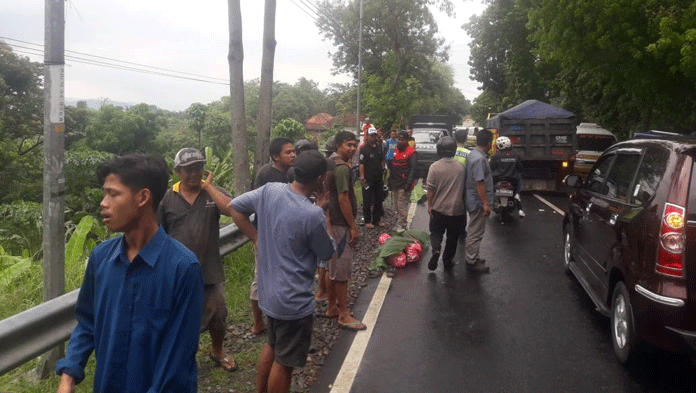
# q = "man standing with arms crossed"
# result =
<box><xmin>359</xmin><ymin>127</ymin><xmax>386</xmax><ymax>229</ymax></box>
<box><xmin>229</xmin><ymin>150</ymin><xmax>335</xmax><ymax>393</ymax></box>
<box><xmin>56</xmin><ymin>154</ymin><xmax>203</xmax><ymax>393</ymax></box>
<box><xmin>464</xmin><ymin>129</ymin><xmax>494</xmax><ymax>273</ymax></box>
<box><xmin>158</xmin><ymin>148</ymin><xmax>237</xmax><ymax>372</ymax></box>
<box><xmin>324</xmin><ymin>131</ymin><xmax>366</xmax><ymax>330</ymax></box>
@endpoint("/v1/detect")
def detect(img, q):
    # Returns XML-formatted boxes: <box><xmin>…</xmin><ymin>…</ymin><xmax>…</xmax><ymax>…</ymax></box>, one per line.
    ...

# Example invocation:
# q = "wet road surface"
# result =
<box><xmin>312</xmin><ymin>193</ymin><xmax>696</xmax><ymax>393</ymax></box>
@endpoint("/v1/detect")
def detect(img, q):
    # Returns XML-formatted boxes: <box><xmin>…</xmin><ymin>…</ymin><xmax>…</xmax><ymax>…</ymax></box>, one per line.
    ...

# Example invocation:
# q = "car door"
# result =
<box><xmin>572</xmin><ymin>153</ymin><xmax>616</xmax><ymax>291</ymax></box>
<box><xmin>584</xmin><ymin>149</ymin><xmax>643</xmax><ymax>299</ymax></box>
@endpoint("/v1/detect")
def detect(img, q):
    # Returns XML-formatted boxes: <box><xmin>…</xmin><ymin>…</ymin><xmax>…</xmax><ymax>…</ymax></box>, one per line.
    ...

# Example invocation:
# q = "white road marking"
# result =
<box><xmin>329</xmin><ymin>201</ymin><xmax>417</xmax><ymax>393</ymax></box>
<box><xmin>533</xmin><ymin>193</ymin><xmax>565</xmax><ymax>215</ymax></box>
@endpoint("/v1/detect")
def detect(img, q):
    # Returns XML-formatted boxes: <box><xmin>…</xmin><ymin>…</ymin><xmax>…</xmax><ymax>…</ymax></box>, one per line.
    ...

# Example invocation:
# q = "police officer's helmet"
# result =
<box><xmin>436</xmin><ymin>136</ymin><xmax>457</xmax><ymax>158</ymax></box>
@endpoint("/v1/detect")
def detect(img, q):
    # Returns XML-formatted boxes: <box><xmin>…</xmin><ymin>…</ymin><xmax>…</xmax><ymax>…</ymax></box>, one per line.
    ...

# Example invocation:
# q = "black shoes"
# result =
<box><xmin>428</xmin><ymin>251</ymin><xmax>440</xmax><ymax>271</ymax></box>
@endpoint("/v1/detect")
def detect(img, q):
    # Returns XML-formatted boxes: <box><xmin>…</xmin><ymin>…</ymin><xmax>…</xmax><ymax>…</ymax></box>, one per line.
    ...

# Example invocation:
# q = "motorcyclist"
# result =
<box><xmin>490</xmin><ymin>136</ymin><xmax>525</xmax><ymax>217</ymax></box>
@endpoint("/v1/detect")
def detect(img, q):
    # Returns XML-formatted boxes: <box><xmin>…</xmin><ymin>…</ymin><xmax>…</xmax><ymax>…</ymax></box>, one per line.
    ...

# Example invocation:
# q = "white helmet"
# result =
<box><xmin>496</xmin><ymin>136</ymin><xmax>512</xmax><ymax>150</ymax></box>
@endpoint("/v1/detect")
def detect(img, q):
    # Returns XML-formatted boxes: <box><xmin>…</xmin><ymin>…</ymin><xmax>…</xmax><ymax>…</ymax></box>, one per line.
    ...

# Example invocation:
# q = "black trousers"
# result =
<box><xmin>362</xmin><ymin>179</ymin><xmax>385</xmax><ymax>224</ymax></box>
<box><xmin>429</xmin><ymin>210</ymin><xmax>466</xmax><ymax>265</ymax></box>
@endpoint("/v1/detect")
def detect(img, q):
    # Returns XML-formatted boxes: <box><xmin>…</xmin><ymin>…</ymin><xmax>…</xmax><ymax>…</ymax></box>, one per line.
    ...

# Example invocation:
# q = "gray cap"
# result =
<box><xmin>174</xmin><ymin>148</ymin><xmax>206</xmax><ymax>168</ymax></box>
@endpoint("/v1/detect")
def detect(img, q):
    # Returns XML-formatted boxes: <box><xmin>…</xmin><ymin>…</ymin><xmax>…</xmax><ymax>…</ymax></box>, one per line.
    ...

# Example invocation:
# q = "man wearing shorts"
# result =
<box><xmin>251</xmin><ymin>137</ymin><xmax>296</xmax><ymax>335</ymax></box>
<box><xmin>229</xmin><ymin>150</ymin><xmax>334</xmax><ymax>393</ymax></box>
<box><xmin>157</xmin><ymin>148</ymin><xmax>237</xmax><ymax>371</ymax></box>
<box><xmin>325</xmin><ymin>131</ymin><xmax>366</xmax><ymax>330</ymax></box>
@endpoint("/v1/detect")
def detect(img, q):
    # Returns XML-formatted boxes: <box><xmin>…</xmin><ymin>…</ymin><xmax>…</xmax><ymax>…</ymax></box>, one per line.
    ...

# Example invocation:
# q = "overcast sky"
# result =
<box><xmin>1</xmin><ymin>0</ymin><xmax>486</xmax><ymax>112</ymax></box>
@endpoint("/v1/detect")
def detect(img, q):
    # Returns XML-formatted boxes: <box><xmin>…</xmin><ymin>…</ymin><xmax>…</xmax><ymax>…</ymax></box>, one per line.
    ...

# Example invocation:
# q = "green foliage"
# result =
<box><xmin>466</xmin><ymin>0</ymin><xmax>696</xmax><ymax>135</ymax></box>
<box><xmin>316</xmin><ymin>0</ymin><xmax>468</xmax><ymax>128</ymax></box>
<box><xmin>271</xmin><ymin>118</ymin><xmax>307</xmax><ymax>140</ymax></box>
<box><xmin>0</xmin><ymin>41</ymin><xmax>44</xmax><ymax>204</ymax></box>
<box><xmin>0</xmin><ymin>246</ymin><xmax>31</xmax><ymax>291</ymax></box>
<box><xmin>85</xmin><ymin>104</ymin><xmax>166</xmax><ymax>154</ymax></box>
<box><xmin>0</xmin><ymin>201</ymin><xmax>43</xmax><ymax>258</ymax></box>
<box><xmin>64</xmin><ymin>148</ymin><xmax>113</xmax><ymax>215</ymax></box>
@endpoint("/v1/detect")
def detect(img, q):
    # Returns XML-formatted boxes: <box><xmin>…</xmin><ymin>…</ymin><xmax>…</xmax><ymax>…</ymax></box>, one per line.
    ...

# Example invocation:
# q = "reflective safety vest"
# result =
<box><xmin>455</xmin><ymin>146</ymin><xmax>470</xmax><ymax>164</ymax></box>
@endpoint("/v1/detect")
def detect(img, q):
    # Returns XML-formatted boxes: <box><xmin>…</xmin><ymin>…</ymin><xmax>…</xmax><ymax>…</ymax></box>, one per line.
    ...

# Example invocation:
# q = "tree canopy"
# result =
<box><xmin>466</xmin><ymin>0</ymin><xmax>696</xmax><ymax>135</ymax></box>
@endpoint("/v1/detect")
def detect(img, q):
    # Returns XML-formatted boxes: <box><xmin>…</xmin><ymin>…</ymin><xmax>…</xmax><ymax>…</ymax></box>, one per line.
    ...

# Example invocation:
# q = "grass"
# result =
<box><xmin>1</xmin><ymin>241</ymin><xmax>258</xmax><ymax>392</ymax></box>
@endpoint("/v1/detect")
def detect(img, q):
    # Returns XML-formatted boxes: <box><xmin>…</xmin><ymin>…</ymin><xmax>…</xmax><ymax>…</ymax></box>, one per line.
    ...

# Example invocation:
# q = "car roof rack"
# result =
<box><xmin>632</xmin><ymin>130</ymin><xmax>696</xmax><ymax>141</ymax></box>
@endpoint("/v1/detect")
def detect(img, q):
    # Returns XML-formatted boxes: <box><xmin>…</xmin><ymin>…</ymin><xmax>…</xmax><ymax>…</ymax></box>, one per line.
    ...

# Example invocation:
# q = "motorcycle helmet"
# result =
<box><xmin>295</xmin><ymin>139</ymin><xmax>318</xmax><ymax>154</ymax></box>
<box><xmin>436</xmin><ymin>136</ymin><xmax>457</xmax><ymax>158</ymax></box>
<box><xmin>496</xmin><ymin>136</ymin><xmax>512</xmax><ymax>150</ymax></box>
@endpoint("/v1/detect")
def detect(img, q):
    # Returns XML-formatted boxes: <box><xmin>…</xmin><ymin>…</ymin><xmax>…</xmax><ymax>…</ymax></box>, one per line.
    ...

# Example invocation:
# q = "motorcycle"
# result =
<box><xmin>493</xmin><ymin>180</ymin><xmax>516</xmax><ymax>222</ymax></box>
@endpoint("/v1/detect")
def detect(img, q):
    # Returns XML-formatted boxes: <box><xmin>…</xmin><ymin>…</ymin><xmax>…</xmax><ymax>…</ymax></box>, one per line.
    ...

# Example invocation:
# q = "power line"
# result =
<box><xmin>288</xmin><ymin>0</ymin><xmax>319</xmax><ymax>21</ymax></box>
<box><xmin>1</xmin><ymin>36</ymin><xmax>230</xmax><ymax>84</ymax></box>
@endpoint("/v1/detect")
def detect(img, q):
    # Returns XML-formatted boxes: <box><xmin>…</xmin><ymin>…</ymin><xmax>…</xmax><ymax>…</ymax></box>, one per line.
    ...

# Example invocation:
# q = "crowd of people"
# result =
<box><xmin>54</xmin><ymin>123</ymin><xmax>522</xmax><ymax>393</ymax></box>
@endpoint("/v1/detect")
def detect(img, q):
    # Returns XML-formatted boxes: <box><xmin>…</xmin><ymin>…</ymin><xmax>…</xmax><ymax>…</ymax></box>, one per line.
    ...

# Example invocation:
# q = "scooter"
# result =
<box><xmin>494</xmin><ymin>180</ymin><xmax>516</xmax><ymax>222</ymax></box>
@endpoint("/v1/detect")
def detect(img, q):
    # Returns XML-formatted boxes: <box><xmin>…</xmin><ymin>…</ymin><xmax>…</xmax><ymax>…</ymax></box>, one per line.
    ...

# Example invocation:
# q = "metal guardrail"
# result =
<box><xmin>0</xmin><ymin>223</ymin><xmax>249</xmax><ymax>376</ymax></box>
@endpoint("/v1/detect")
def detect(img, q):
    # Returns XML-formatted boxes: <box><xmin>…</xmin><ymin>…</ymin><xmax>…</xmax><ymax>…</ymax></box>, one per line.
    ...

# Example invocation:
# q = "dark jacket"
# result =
<box><xmin>389</xmin><ymin>146</ymin><xmax>417</xmax><ymax>190</ymax></box>
<box><xmin>490</xmin><ymin>149</ymin><xmax>522</xmax><ymax>182</ymax></box>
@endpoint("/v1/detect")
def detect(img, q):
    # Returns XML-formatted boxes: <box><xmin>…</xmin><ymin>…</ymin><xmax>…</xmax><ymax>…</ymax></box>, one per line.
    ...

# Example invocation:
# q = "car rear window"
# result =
<box><xmin>577</xmin><ymin>134</ymin><xmax>616</xmax><ymax>152</ymax></box>
<box><xmin>631</xmin><ymin>147</ymin><xmax>669</xmax><ymax>205</ymax></box>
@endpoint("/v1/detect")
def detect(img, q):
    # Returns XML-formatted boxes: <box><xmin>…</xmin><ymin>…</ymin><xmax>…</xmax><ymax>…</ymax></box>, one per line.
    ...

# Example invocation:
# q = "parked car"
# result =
<box><xmin>573</xmin><ymin>122</ymin><xmax>617</xmax><ymax>178</ymax></box>
<box><xmin>563</xmin><ymin>135</ymin><xmax>696</xmax><ymax>364</ymax></box>
<box><xmin>412</xmin><ymin>128</ymin><xmax>448</xmax><ymax>180</ymax></box>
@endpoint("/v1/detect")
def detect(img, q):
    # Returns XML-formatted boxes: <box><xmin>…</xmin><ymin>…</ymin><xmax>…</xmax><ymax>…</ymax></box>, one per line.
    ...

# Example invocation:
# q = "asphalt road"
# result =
<box><xmin>312</xmin><ymin>193</ymin><xmax>696</xmax><ymax>393</ymax></box>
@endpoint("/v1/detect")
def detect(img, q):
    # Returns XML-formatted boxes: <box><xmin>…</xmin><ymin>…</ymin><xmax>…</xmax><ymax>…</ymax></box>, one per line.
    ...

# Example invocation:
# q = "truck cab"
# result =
<box><xmin>573</xmin><ymin>123</ymin><xmax>617</xmax><ymax>178</ymax></box>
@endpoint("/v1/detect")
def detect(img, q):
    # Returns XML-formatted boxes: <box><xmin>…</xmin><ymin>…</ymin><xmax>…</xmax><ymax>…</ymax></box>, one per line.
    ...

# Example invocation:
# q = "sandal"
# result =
<box><xmin>208</xmin><ymin>353</ymin><xmax>237</xmax><ymax>372</ymax></box>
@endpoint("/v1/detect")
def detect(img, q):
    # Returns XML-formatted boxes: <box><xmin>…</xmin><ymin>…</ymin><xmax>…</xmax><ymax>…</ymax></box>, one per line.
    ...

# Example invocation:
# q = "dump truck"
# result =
<box><xmin>485</xmin><ymin>100</ymin><xmax>577</xmax><ymax>192</ymax></box>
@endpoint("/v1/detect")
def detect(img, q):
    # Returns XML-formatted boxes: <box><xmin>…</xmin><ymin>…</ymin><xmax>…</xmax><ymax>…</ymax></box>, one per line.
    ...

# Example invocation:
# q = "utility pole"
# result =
<box><xmin>356</xmin><ymin>0</ymin><xmax>363</xmax><ymax>136</ymax></box>
<box><xmin>37</xmin><ymin>0</ymin><xmax>66</xmax><ymax>379</ymax></box>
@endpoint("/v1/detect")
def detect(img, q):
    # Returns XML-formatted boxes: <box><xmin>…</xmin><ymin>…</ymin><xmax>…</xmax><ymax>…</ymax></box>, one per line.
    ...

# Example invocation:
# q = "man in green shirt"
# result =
<box><xmin>324</xmin><ymin>131</ymin><xmax>366</xmax><ymax>331</ymax></box>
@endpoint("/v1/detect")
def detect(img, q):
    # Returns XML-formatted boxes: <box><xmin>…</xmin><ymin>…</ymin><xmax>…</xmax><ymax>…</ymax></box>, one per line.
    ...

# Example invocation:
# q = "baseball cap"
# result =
<box><xmin>174</xmin><ymin>148</ymin><xmax>206</xmax><ymax>168</ymax></box>
<box><xmin>368</xmin><ymin>127</ymin><xmax>378</xmax><ymax>136</ymax></box>
<box><xmin>293</xmin><ymin>150</ymin><xmax>328</xmax><ymax>183</ymax></box>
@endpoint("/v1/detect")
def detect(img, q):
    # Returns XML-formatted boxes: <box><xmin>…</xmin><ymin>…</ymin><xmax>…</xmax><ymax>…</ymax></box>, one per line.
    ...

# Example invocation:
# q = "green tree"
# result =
<box><xmin>0</xmin><ymin>41</ymin><xmax>44</xmax><ymax>203</ymax></box>
<box><xmin>528</xmin><ymin>0</ymin><xmax>696</xmax><ymax>134</ymax></box>
<box><xmin>85</xmin><ymin>104</ymin><xmax>165</xmax><ymax>154</ymax></box>
<box><xmin>186</xmin><ymin>102</ymin><xmax>207</xmax><ymax>149</ymax></box>
<box><xmin>272</xmin><ymin>118</ymin><xmax>307</xmax><ymax>140</ymax></box>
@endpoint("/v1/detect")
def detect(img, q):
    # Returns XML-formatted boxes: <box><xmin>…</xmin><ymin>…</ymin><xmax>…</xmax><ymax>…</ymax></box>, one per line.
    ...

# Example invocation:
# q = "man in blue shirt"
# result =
<box><xmin>229</xmin><ymin>150</ymin><xmax>334</xmax><ymax>393</ymax></box>
<box><xmin>384</xmin><ymin>129</ymin><xmax>399</xmax><ymax>168</ymax></box>
<box><xmin>464</xmin><ymin>129</ymin><xmax>494</xmax><ymax>273</ymax></box>
<box><xmin>56</xmin><ymin>154</ymin><xmax>203</xmax><ymax>393</ymax></box>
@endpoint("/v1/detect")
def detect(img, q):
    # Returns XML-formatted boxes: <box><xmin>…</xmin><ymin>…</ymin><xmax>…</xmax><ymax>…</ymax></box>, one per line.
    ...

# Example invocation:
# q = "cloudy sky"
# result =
<box><xmin>1</xmin><ymin>0</ymin><xmax>486</xmax><ymax>111</ymax></box>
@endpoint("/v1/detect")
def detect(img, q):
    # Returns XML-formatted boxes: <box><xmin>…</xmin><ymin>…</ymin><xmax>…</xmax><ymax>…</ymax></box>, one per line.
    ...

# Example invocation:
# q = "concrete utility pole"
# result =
<box><xmin>38</xmin><ymin>0</ymin><xmax>66</xmax><ymax>379</ymax></box>
<box><xmin>356</xmin><ymin>0</ymin><xmax>364</xmax><ymax>136</ymax></box>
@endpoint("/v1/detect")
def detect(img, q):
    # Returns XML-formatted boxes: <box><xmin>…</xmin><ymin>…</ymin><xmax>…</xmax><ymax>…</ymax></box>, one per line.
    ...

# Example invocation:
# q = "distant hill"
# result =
<box><xmin>65</xmin><ymin>98</ymin><xmax>146</xmax><ymax>110</ymax></box>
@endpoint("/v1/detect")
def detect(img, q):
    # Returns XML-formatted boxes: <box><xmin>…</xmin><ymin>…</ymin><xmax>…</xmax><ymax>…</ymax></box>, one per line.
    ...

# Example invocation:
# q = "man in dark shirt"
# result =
<box><xmin>359</xmin><ymin>128</ymin><xmax>386</xmax><ymax>228</ymax></box>
<box><xmin>158</xmin><ymin>148</ymin><xmax>237</xmax><ymax>371</ymax></box>
<box><xmin>255</xmin><ymin>137</ymin><xmax>295</xmax><ymax>187</ymax></box>
<box><xmin>56</xmin><ymin>154</ymin><xmax>203</xmax><ymax>393</ymax></box>
<box><xmin>250</xmin><ymin>137</ymin><xmax>296</xmax><ymax>335</ymax></box>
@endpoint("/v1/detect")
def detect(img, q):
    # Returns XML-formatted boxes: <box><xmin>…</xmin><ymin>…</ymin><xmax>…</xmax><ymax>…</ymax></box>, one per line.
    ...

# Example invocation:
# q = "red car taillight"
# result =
<box><xmin>656</xmin><ymin>203</ymin><xmax>685</xmax><ymax>277</ymax></box>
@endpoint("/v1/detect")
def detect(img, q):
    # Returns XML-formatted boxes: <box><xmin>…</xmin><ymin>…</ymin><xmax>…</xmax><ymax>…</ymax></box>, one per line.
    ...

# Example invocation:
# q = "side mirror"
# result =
<box><xmin>564</xmin><ymin>175</ymin><xmax>583</xmax><ymax>188</ymax></box>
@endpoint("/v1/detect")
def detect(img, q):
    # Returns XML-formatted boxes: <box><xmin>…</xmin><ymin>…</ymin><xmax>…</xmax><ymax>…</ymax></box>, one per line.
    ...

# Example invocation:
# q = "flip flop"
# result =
<box><xmin>208</xmin><ymin>353</ymin><xmax>237</xmax><ymax>372</ymax></box>
<box><xmin>338</xmin><ymin>321</ymin><xmax>367</xmax><ymax>331</ymax></box>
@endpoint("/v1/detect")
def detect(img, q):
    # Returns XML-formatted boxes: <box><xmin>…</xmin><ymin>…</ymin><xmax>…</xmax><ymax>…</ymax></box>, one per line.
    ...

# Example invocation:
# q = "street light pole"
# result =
<box><xmin>356</xmin><ymin>0</ymin><xmax>363</xmax><ymax>136</ymax></box>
